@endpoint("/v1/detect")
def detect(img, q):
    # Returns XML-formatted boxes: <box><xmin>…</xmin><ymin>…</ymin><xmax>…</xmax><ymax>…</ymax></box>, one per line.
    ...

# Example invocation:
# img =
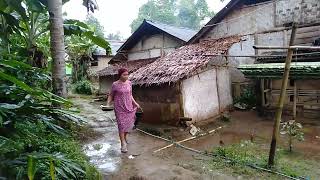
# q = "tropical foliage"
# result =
<box><xmin>0</xmin><ymin>56</ymin><xmax>100</xmax><ymax>179</ymax></box>
<box><xmin>73</xmin><ymin>79</ymin><xmax>93</xmax><ymax>95</ymax></box>
<box><xmin>130</xmin><ymin>0</ymin><xmax>214</xmax><ymax>32</ymax></box>
<box><xmin>0</xmin><ymin>0</ymin><xmax>106</xmax><ymax>179</ymax></box>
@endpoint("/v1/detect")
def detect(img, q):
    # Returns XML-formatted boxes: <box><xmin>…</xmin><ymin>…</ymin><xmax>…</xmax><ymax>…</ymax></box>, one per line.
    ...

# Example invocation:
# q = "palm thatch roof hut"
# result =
<box><xmin>97</xmin><ymin>20</ymin><xmax>197</xmax><ymax>94</ymax></box>
<box><xmin>129</xmin><ymin>36</ymin><xmax>241</xmax><ymax>125</ymax></box>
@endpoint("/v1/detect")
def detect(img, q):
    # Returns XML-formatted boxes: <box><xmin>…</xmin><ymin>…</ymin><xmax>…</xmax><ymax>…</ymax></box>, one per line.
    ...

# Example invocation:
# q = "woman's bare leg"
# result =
<box><xmin>119</xmin><ymin>132</ymin><xmax>127</xmax><ymax>152</ymax></box>
<box><xmin>124</xmin><ymin>132</ymin><xmax>128</xmax><ymax>143</ymax></box>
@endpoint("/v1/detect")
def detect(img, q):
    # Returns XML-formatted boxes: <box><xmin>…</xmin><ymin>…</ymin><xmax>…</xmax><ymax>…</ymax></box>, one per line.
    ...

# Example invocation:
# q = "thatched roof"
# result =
<box><xmin>98</xmin><ymin>58</ymin><xmax>157</xmax><ymax>77</ymax></box>
<box><xmin>130</xmin><ymin>36</ymin><xmax>241</xmax><ymax>86</ymax></box>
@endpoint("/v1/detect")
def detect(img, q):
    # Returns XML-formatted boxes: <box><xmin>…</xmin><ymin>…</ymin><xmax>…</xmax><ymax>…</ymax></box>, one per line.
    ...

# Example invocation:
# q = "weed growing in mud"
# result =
<box><xmin>205</xmin><ymin>140</ymin><xmax>317</xmax><ymax>179</ymax></box>
<box><xmin>93</xmin><ymin>144</ymin><xmax>103</xmax><ymax>150</ymax></box>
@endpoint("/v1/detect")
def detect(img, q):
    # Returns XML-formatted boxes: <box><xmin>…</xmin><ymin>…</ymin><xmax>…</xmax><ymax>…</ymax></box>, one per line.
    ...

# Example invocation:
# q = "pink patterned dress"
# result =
<box><xmin>111</xmin><ymin>81</ymin><xmax>137</xmax><ymax>133</ymax></box>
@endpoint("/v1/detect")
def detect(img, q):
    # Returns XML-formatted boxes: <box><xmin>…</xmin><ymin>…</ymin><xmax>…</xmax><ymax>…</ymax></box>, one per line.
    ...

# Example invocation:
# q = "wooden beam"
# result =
<box><xmin>204</xmin><ymin>52</ymin><xmax>320</xmax><ymax>58</ymax></box>
<box><xmin>253</xmin><ymin>45</ymin><xmax>320</xmax><ymax>50</ymax></box>
<box><xmin>153</xmin><ymin>126</ymin><xmax>224</xmax><ymax>153</ymax></box>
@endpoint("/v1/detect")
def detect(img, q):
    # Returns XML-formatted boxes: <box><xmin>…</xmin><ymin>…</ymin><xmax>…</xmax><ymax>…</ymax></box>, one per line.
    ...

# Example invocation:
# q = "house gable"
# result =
<box><xmin>113</xmin><ymin>20</ymin><xmax>197</xmax><ymax>62</ymax></box>
<box><xmin>189</xmin><ymin>0</ymin><xmax>320</xmax><ymax>43</ymax></box>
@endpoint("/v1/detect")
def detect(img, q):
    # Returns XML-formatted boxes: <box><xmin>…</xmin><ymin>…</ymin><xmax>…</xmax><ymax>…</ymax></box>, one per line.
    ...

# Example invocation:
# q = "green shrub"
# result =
<box><xmin>280</xmin><ymin>120</ymin><xmax>304</xmax><ymax>152</ymax></box>
<box><xmin>73</xmin><ymin>80</ymin><xmax>93</xmax><ymax>95</ymax></box>
<box><xmin>234</xmin><ymin>87</ymin><xmax>257</xmax><ymax>109</ymax></box>
<box><xmin>0</xmin><ymin>59</ymin><xmax>99</xmax><ymax>179</ymax></box>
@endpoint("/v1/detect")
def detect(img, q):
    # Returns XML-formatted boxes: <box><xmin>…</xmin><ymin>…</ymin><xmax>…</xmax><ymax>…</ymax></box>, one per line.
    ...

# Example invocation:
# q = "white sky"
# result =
<box><xmin>63</xmin><ymin>0</ymin><xmax>230</xmax><ymax>39</ymax></box>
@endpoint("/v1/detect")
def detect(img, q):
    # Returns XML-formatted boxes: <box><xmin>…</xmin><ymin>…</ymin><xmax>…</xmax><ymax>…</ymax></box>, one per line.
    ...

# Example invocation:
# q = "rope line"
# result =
<box><xmin>104</xmin><ymin>112</ymin><xmax>307</xmax><ymax>180</ymax></box>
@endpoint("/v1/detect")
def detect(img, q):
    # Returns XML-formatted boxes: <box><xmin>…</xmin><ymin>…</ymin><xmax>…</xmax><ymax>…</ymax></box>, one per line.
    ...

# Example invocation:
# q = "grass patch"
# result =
<box><xmin>205</xmin><ymin>140</ymin><xmax>318</xmax><ymax>179</ymax></box>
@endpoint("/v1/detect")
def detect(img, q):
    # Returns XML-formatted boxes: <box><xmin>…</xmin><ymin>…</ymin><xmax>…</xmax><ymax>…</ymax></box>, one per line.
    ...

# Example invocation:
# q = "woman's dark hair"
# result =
<box><xmin>118</xmin><ymin>68</ymin><xmax>128</xmax><ymax>77</ymax></box>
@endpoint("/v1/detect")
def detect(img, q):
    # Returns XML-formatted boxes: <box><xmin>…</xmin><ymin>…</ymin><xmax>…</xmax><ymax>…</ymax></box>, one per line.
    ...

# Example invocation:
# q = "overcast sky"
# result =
<box><xmin>63</xmin><ymin>0</ymin><xmax>230</xmax><ymax>39</ymax></box>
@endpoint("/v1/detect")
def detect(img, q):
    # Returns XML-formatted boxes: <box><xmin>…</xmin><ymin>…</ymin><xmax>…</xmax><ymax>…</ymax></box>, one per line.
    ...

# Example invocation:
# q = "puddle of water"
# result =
<box><xmin>84</xmin><ymin>141</ymin><xmax>122</xmax><ymax>174</ymax></box>
<box><xmin>99</xmin><ymin>161</ymin><xmax>119</xmax><ymax>171</ymax></box>
<box><xmin>85</xmin><ymin>143</ymin><xmax>111</xmax><ymax>156</ymax></box>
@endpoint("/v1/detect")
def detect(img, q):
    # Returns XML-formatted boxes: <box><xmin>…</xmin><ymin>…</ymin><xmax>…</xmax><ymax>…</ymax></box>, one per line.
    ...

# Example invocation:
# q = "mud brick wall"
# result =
<box><xmin>133</xmin><ymin>84</ymin><xmax>182</xmax><ymax>125</ymax></box>
<box><xmin>276</xmin><ymin>0</ymin><xmax>320</xmax><ymax>26</ymax></box>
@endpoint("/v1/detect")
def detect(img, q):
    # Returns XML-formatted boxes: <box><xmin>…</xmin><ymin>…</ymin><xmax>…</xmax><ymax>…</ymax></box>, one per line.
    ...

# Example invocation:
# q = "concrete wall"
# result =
<box><xmin>227</xmin><ymin>35</ymin><xmax>255</xmax><ymax>82</ymax></box>
<box><xmin>90</xmin><ymin>56</ymin><xmax>112</xmax><ymax>73</ymax></box>
<box><xmin>99</xmin><ymin>76</ymin><xmax>116</xmax><ymax>94</ymax></box>
<box><xmin>205</xmin><ymin>0</ymin><xmax>320</xmax><ymax>40</ymax></box>
<box><xmin>133</xmin><ymin>84</ymin><xmax>181</xmax><ymax>125</ymax></box>
<box><xmin>217</xmin><ymin>68</ymin><xmax>233</xmax><ymax>109</ymax></box>
<box><xmin>202</xmin><ymin>0</ymin><xmax>320</xmax><ymax>84</ymax></box>
<box><xmin>205</xmin><ymin>1</ymin><xmax>275</xmax><ymax>39</ymax></box>
<box><xmin>181</xmin><ymin>68</ymin><xmax>232</xmax><ymax>122</ymax></box>
<box><xmin>127</xmin><ymin>34</ymin><xmax>183</xmax><ymax>60</ymax></box>
<box><xmin>276</xmin><ymin>0</ymin><xmax>320</xmax><ymax>26</ymax></box>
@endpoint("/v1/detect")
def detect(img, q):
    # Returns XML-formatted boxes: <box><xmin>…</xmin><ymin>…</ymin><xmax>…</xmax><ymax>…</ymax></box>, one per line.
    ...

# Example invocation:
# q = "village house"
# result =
<box><xmin>89</xmin><ymin>40</ymin><xmax>124</xmax><ymax>75</ymax></box>
<box><xmin>188</xmin><ymin>0</ymin><xmax>320</xmax><ymax>95</ymax></box>
<box><xmin>97</xmin><ymin>20</ymin><xmax>197</xmax><ymax>94</ymax></box>
<box><xmin>130</xmin><ymin>36</ymin><xmax>240</xmax><ymax>125</ymax></box>
<box><xmin>186</xmin><ymin>0</ymin><xmax>320</xmax><ymax>118</ymax></box>
<box><xmin>128</xmin><ymin>0</ymin><xmax>320</xmax><ymax>124</ymax></box>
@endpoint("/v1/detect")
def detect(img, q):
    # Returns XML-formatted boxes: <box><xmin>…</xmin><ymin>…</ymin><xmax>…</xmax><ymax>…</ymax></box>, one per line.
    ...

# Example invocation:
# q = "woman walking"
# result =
<box><xmin>107</xmin><ymin>68</ymin><xmax>140</xmax><ymax>153</ymax></box>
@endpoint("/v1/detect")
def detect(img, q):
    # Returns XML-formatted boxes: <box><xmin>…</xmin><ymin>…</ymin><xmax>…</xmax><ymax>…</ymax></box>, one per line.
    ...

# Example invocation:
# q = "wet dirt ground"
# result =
<box><xmin>72</xmin><ymin>97</ymin><xmax>320</xmax><ymax>180</ymax></box>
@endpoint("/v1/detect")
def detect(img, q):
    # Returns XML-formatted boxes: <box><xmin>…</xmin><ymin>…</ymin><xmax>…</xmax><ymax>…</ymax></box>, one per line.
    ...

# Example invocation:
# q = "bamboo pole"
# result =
<box><xmin>253</xmin><ymin>45</ymin><xmax>320</xmax><ymax>50</ymax></box>
<box><xmin>268</xmin><ymin>23</ymin><xmax>297</xmax><ymax>166</ymax></box>
<box><xmin>153</xmin><ymin>126</ymin><xmax>224</xmax><ymax>153</ymax></box>
<box><xmin>293</xmin><ymin>81</ymin><xmax>297</xmax><ymax>120</ymax></box>
<box><xmin>261</xmin><ymin>79</ymin><xmax>265</xmax><ymax>107</ymax></box>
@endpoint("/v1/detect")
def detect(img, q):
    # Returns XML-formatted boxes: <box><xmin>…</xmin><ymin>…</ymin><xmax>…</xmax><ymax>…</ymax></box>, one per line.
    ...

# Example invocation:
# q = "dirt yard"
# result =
<box><xmin>71</xmin><ymin>97</ymin><xmax>320</xmax><ymax>180</ymax></box>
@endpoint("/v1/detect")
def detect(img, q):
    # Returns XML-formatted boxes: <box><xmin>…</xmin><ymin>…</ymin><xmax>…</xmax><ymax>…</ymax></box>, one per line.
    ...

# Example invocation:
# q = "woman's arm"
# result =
<box><xmin>129</xmin><ymin>81</ymin><xmax>140</xmax><ymax>109</ymax></box>
<box><xmin>131</xmin><ymin>96</ymin><xmax>140</xmax><ymax>109</ymax></box>
<box><xmin>107</xmin><ymin>93</ymin><xmax>113</xmax><ymax>106</ymax></box>
<box><xmin>107</xmin><ymin>84</ymin><xmax>115</xmax><ymax>106</ymax></box>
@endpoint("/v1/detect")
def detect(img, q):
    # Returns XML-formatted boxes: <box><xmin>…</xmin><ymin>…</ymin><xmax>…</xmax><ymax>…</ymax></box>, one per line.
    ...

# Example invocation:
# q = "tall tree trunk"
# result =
<box><xmin>48</xmin><ymin>0</ymin><xmax>67</xmax><ymax>97</ymax></box>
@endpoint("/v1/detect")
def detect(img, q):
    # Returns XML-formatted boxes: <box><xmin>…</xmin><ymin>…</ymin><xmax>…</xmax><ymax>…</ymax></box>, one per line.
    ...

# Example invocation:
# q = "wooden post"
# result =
<box><xmin>235</xmin><ymin>82</ymin><xmax>241</xmax><ymax>98</ymax></box>
<box><xmin>216</xmin><ymin>69</ymin><xmax>221</xmax><ymax>113</ymax></box>
<box><xmin>293</xmin><ymin>80</ymin><xmax>297</xmax><ymax>120</ymax></box>
<box><xmin>178</xmin><ymin>82</ymin><xmax>185</xmax><ymax>118</ymax></box>
<box><xmin>268</xmin><ymin>23</ymin><xmax>297</xmax><ymax>166</ymax></box>
<box><xmin>261</xmin><ymin>79</ymin><xmax>265</xmax><ymax>107</ymax></box>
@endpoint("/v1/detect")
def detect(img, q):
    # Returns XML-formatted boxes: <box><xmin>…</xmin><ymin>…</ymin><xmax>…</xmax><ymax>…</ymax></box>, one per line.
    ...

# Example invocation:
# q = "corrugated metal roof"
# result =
<box><xmin>239</xmin><ymin>62</ymin><xmax>320</xmax><ymax>79</ymax></box>
<box><xmin>93</xmin><ymin>40</ymin><xmax>124</xmax><ymax>56</ymax></box>
<box><xmin>257</xmin><ymin>52</ymin><xmax>320</xmax><ymax>63</ymax></box>
<box><xmin>116</xmin><ymin>20</ymin><xmax>197</xmax><ymax>53</ymax></box>
<box><xmin>146</xmin><ymin>20</ymin><xmax>197</xmax><ymax>42</ymax></box>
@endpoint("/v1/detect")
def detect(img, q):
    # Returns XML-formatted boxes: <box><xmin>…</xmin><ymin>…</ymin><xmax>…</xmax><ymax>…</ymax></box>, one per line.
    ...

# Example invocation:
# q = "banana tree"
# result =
<box><xmin>0</xmin><ymin>0</ymin><xmax>109</xmax><ymax>97</ymax></box>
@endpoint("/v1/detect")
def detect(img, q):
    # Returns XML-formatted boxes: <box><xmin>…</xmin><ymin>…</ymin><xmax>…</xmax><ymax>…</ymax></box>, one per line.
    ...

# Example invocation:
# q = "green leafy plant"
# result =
<box><xmin>73</xmin><ymin>80</ymin><xmax>93</xmax><ymax>95</ymax></box>
<box><xmin>0</xmin><ymin>57</ymin><xmax>99</xmax><ymax>179</ymax></box>
<box><xmin>234</xmin><ymin>87</ymin><xmax>257</xmax><ymax>110</ymax></box>
<box><xmin>93</xmin><ymin>144</ymin><xmax>103</xmax><ymax>151</ymax></box>
<box><xmin>280</xmin><ymin>120</ymin><xmax>304</xmax><ymax>152</ymax></box>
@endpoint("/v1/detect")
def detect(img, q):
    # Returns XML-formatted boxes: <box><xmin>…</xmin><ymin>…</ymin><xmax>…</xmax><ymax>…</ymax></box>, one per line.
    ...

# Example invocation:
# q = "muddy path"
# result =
<box><xmin>72</xmin><ymin>97</ymin><xmax>237</xmax><ymax>180</ymax></box>
<box><xmin>72</xmin><ymin>97</ymin><xmax>320</xmax><ymax>180</ymax></box>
